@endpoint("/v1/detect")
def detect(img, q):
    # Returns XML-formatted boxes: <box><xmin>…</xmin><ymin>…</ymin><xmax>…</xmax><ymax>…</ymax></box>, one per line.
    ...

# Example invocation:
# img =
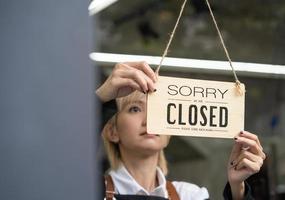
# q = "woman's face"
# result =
<box><xmin>115</xmin><ymin>94</ymin><xmax>168</xmax><ymax>157</ymax></box>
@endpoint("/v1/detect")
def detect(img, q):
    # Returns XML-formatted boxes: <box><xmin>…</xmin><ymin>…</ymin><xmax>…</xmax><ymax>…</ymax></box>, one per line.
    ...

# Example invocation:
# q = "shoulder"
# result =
<box><xmin>172</xmin><ymin>181</ymin><xmax>209</xmax><ymax>200</ymax></box>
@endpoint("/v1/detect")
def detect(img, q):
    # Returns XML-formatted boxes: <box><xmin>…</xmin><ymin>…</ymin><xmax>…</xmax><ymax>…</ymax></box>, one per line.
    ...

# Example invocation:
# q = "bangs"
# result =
<box><xmin>116</xmin><ymin>90</ymin><xmax>146</xmax><ymax>111</ymax></box>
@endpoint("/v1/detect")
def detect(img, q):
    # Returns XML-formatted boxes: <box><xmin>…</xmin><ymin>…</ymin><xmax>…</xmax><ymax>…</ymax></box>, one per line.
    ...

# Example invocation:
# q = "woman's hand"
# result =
<box><xmin>227</xmin><ymin>131</ymin><xmax>266</xmax><ymax>200</ymax></box>
<box><xmin>96</xmin><ymin>61</ymin><xmax>157</xmax><ymax>102</ymax></box>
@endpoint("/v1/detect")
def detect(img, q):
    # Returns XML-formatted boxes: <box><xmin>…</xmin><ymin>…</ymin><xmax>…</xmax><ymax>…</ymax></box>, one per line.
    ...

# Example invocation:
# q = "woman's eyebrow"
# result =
<box><xmin>131</xmin><ymin>100</ymin><xmax>144</xmax><ymax>104</ymax></box>
<box><xmin>125</xmin><ymin>100</ymin><xmax>145</xmax><ymax>107</ymax></box>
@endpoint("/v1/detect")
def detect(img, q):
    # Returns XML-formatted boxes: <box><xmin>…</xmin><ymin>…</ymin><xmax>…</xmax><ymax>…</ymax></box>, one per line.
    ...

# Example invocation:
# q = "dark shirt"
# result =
<box><xmin>223</xmin><ymin>181</ymin><xmax>254</xmax><ymax>200</ymax></box>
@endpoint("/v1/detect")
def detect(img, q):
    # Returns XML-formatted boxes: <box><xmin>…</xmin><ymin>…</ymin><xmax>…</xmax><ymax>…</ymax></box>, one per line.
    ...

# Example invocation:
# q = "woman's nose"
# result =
<box><xmin>142</xmin><ymin>113</ymin><xmax>147</xmax><ymax>127</ymax></box>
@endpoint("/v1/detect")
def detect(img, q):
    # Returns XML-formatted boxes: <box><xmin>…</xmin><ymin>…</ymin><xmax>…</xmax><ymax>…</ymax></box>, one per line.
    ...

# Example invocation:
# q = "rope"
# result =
<box><xmin>155</xmin><ymin>0</ymin><xmax>243</xmax><ymax>95</ymax></box>
<box><xmin>204</xmin><ymin>0</ymin><xmax>242</xmax><ymax>94</ymax></box>
<box><xmin>155</xmin><ymin>0</ymin><xmax>188</xmax><ymax>75</ymax></box>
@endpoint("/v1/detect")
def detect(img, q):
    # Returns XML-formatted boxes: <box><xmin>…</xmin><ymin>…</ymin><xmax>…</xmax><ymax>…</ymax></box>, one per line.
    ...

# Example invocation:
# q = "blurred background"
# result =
<box><xmin>92</xmin><ymin>0</ymin><xmax>285</xmax><ymax>199</ymax></box>
<box><xmin>1</xmin><ymin>0</ymin><xmax>285</xmax><ymax>200</ymax></box>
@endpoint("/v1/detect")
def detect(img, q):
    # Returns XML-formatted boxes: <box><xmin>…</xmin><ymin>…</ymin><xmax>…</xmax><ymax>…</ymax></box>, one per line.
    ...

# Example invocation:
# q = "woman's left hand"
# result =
<box><xmin>227</xmin><ymin>131</ymin><xmax>266</xmax><ymax>199</ymax></box>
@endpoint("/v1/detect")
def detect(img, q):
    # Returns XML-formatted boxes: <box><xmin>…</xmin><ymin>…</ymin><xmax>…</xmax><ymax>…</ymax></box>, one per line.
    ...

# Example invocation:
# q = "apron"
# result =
<box><xmin>105</xmin><ymin>175</ymin><xmax>180</xmax><ymax>200</ymax></box>
<box><xmin>113</xmin><ymin>194</ymin><xmax>169</xmax><ymax>200</ymax></box>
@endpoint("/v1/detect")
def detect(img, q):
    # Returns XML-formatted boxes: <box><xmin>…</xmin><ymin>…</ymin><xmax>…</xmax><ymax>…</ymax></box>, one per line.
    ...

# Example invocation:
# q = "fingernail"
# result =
<box><xmin>242</xmin><ymin>146</ymin><xmax>250</xmax><ymax>151</ymax></box>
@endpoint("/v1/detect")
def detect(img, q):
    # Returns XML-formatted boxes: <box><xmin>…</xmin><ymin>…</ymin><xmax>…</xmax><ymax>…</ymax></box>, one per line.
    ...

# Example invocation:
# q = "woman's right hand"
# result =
<box><xmin>96</xmin><ymin>61</ymin><xmax>157</xmax><ymax>102</ymax></box>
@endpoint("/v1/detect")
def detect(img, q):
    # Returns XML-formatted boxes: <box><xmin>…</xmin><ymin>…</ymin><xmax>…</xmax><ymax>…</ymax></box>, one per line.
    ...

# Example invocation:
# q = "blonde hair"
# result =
<box><xmin>102</xmin><ymin>91</ymin><xmax>169</xmax><ymax>175</ymax></box>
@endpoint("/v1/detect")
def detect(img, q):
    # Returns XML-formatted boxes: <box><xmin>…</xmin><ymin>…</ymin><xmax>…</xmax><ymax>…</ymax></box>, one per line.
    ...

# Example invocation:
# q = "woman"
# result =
<box><xmin>96</xmin><ymin>61</ymin><xmax>266</xmax><ymax>200</ymax></box>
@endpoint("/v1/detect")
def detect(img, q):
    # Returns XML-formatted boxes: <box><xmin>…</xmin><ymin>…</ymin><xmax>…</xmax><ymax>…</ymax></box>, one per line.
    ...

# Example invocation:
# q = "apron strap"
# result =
<box><xmin>104</xmin><ymin>175</ymin><xmax>180</xmax><ymax>200</ymax></box>
<box><xmin>105</xmin><ymin>175</ymin><xmax>115</xmax><ymax>200</ymax></box>
<box><xmin>166</xmin><ymin>181</ymin><xmax>180</xmax><ymax>200</ymax></box>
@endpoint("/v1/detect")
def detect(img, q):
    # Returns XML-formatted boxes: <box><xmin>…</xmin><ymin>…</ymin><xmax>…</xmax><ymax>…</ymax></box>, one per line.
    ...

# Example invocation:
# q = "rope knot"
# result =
<box><xmin>235</xmin><ymin>80</ymin><xmax>244</xmax><ymax>96</ymax></box>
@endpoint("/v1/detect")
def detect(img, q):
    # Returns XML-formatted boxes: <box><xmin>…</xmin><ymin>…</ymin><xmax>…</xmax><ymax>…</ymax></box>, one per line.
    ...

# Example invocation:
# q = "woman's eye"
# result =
<box><xmin>129</xmin><ymin>106</ymin><xmax>141</xmax><ymax>113</ymax></box>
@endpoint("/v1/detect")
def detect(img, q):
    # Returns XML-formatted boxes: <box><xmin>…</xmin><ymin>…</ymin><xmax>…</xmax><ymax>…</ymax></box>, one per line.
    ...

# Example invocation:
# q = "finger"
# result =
<box><xmin>239</xmin><ymin>131</ymin><xmax>263</xmax><ymax>150</ymax></box>
<box><xmin>236</xmin><ymin>136</ymin><xmax>266</xmax><ymax>160</ymax></box>
<box><xmin>123</xmin><ymin>61</ymin><xmax>157</xmax><ymax>83</ymax></box>
<box><xmin>228</xmin><ymin>141</ymin><xmax>242</xmax><ymax>165</ymax></box>
<box><xmin>136</xmin><ymin>70</ymin><xmax>156</xmax><ymax>92</ymax></box>
<box><xmin>235</xmin><ymin>158</ymin><xmax>262</xmax><ymax>174</ymax></box>
<box><xmin>118</xmin><ymin>66</ymin><xmax>156</xmax><ymax>92</ymax></box>
<box><xmin>114</xmin><ymin>62</ymin><xmax>156</xmax><ymax>92</ymax></box>
<box><xmin>232</xmin><ymin>150</ymin><xmax>264</xmax><ymax>167</ymax></box>
<box><xmin>115</xmin><ymin>78</ymin><xmax>141</xmax><ymax>92</ymax></box>
<box><xmin>114</xmin><ymin>67</ymin><xmax>148</xmax><ymax>92</ymax></box>
<box><xmin>234</xmin><ymin>136</ymin><xmax>265</xmax><ymax>159</ymax></box>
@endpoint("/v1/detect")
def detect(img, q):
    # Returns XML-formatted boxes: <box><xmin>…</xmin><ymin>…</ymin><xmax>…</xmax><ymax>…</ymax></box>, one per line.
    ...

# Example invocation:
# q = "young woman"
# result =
<box><xmin>96</xmin><ymin>61</ymin><xmax>266</xmax><ymax>200</ymax></box>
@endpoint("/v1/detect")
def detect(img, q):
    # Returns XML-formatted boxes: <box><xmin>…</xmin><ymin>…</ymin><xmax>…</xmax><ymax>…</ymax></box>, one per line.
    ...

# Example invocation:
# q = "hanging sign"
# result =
<box><xmin>147</xmin><ymin>76</ymin><xmax>245</xmax><ymax>138</ymax></box>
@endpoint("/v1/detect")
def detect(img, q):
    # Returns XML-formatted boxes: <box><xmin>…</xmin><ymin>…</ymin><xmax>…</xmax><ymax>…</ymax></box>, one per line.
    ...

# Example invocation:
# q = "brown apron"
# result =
<box><xmin>105</xmin><ymin>175</ymin><xmax>180</xmax><ymax>200</ymax></box>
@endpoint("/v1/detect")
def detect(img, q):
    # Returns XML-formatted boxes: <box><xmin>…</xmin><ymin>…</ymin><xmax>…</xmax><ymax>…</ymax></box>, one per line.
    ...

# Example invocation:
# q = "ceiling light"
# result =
<box><xmin>90</xmin><ymin>52</ymin><xmax>285</xmax><ymax>79</ymax></box>
<box><xmin>88</xmin><ymin>0</ymin><xmax>118</xmax><ymax>16</ymax></box>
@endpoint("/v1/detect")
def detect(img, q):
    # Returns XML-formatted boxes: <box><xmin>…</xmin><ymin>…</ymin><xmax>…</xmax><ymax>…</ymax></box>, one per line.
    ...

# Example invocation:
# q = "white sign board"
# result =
<box><xmin>147</xmin><ymin>76</ymin><xmax>245</xmax><ymax>138</ymax></box>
